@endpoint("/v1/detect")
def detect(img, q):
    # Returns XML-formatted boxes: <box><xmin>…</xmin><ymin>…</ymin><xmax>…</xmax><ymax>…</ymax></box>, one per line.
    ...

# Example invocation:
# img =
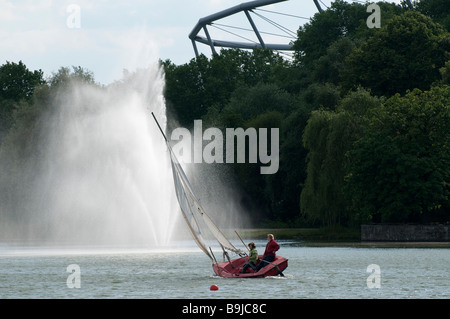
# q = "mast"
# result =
<box><xmin>151</xmin><ymin>112</ymin><xmax>168</xmax><ymax>142</ymax></box>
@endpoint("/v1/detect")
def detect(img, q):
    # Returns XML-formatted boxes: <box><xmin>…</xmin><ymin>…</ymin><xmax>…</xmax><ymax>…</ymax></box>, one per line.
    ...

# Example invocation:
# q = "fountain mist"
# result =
<box><xmin>0</xmin><ymin>64</ymin><xmax>179</xmax><ymax>247</ymax></box>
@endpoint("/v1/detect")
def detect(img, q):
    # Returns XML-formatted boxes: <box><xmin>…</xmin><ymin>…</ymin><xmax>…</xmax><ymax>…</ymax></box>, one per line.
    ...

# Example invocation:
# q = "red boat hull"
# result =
<box><xmin>212</xmin><ymin>255</ymin><xmax>288</xmax><ymax>278</ymax></box>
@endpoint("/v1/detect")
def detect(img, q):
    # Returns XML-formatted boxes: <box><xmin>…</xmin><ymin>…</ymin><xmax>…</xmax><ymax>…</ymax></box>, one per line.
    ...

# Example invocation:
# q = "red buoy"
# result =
<box><xmin>210</xmin><ymin>284</ymin><xmax>219</xmax><ymax>291</ymax></box>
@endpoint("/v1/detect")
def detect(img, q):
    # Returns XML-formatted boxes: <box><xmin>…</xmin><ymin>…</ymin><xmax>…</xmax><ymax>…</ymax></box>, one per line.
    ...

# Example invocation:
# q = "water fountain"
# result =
<box><xmin>0</xmin><ymin>64</ymin><xmax>179</xmax><ymax>248</ymax></box>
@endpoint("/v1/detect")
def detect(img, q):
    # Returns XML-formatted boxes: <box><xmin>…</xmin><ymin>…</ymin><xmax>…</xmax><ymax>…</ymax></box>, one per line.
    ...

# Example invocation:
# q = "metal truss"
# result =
<box><xmin>188</xmin><ymin>0</ymin><xmax>325</xmax><ymax>57</ymax></box>
<box><xmin>188</xmin><ymin>0</ymin><xmax>415</xmax><ymax>57</ymax></box>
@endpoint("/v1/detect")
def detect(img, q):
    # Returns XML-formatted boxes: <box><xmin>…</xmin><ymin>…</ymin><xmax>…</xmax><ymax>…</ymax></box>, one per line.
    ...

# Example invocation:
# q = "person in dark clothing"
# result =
<box><xmin>255</xmin><ymin>234</ymin><xmax>280</xmax><ymax>272</ymax></box>
<box><xmin>241</xmin><ymin>242</ymin><xmax>258</xmax><ymax>273</ymax></box>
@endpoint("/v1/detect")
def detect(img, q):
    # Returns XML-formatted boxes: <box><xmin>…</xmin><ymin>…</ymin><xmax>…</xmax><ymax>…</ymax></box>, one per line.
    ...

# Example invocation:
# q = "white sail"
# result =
<box><xmin>169</xmin><ymin>150</ymin><xmax>213</xmax><ymax>260</ymax></box>
<box><xmin>151</xmin><ymin>112</ymin><xmax>243</xmax><ymax>259</ymax></box>
<box><xmin>168</xmin><ymin>145</ymin><xmax>243</xmax><ymax>256</ymax></box>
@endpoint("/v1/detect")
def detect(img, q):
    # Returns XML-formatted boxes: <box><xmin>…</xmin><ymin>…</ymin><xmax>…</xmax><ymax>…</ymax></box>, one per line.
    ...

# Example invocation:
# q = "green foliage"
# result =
<box><xmin>346</xmin><ymin>86</ymin><xmax>450</xmax><ymax>223</ymax></box>
<box><xmin>440</xmin><ymin>60</ymin><xmax>450</xmax><ymax>84</ymax></box>
<box><xmin>293</xmin><ymin>1</ymin><xmax>406</xmax><ymax>68</ymax></box>
<box><xmin>224</xmin><ymin>83</ymin><xmax>293</xmax><ymax>121</ymax></box>
<box><xmin>275</xmin><ymin>108</ymin><xmax>311</xmax><ymax>221</ymax></box>
<box><xmin>342</xmin><ymin>11</ymin><xmax>448</xmax><ymax>97</ymax></box>
<box><xmin>0</xmin><ymin>61</ymin><xmax>45</xmax><ymax>141</ymax></box>
<box><xmin>300</xmin><ymin>89</ymin><xmax>382</xmax><ymax>226</ymax></box>
<box><xmin>0</xmin><ymin>61</ymin><xmax>45</xmax><ymax>101</ymax></box>
<box><xmin>162</xmin><ymin>48</ymin><xmax>289</xmax><ymax>127</ymax></box>
<box><xmin>162</xmin><ymin>55</ymin><xmax>209</xmax><ymax>126</ymax></box>
<box><xmin>48</xmin><ymin>66</ymin><xmax>96</xmax><ymax>87</ymax></box>
<box><xmin>232</xmin><ymin>110</ymin><xmax>284</xmax><ymax>217</ymax></box>
<box><xmin>293</xmin><ymin>0</ymin><xmax>368</xmax><ymax>67</ymax></box>
<box><xmin>415</xmin><ymin>0</ymin><xmax>450</xmax><ymax>31</ymax></box>
<box><xmin>301</xmin><ymin>82</ymin><xmax>341</xmax><ymax>110</ymax></box>
<box><xmin>201</xmin><ymin>80</ymin><xmax>309</xmax><ymax>222</ymax></box>
<box><xmin>311</xmin><ymin>37</ymin><xmax>356</xmax><ymax>85</ymax></box>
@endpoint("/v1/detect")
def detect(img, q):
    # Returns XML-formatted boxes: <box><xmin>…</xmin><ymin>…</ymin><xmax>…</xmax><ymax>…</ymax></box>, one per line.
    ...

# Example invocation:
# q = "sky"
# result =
<box><xmin>0</xmin><ymin>0</ymin><xmax>400</xmax><ymax>85</ymax></box>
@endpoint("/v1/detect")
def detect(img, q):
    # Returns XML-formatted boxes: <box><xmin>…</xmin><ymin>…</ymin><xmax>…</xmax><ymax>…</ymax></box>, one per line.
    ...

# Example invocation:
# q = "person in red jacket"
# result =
<box><xmin>255</xmin><ymin>234</ymin><xmax>280</xmax><ymax>271</ymax></box>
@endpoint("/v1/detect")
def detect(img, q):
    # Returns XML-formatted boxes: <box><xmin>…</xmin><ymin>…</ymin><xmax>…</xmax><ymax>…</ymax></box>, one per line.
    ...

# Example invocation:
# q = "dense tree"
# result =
<box><xmin>301</xmin><ymin>82</ymin><xmax>341</xmax><ymax>110</ymax></box>
<box><xmin>415</xmin><ymin>0</ymin><xmax>450</xmax><ymax>31</ymax></box>
<box><xmin>0</xmin><ymin>61</ymin><xmax>44</xmax><ymax>101</ymax></box>
<box><xmin>201</xmin><ymin>81</ymin><xmax>305</xmax><ymax>223</ymax></box>
<box><xmin>162</xmin><ymin>48</ymin><xmax>289</xmax><ymax>127</ymax></box>
<box><xmin>346</xmin><ymin>85</ymin><xmax>450</xmax><ymax>223</ymax></box>
<box><xmin>293</xmin><ymin>0</ymin><xmax>405</xmax><ymax>69</ymax></box>
<box><xmin>440</xmin><ymin>60</ymin><xmax>450</xmax><ymax>85</ymax></box>
<box><xmin>341</xmin><ymin>11</ymin><xmax>449</xmax><ymax>97</ymax></box>
<box><xmin>274</xmin><ymin>107</ymin><xmax>311</xmax><ymax>223</ymax></box>
<box><xmin>293</xmin><ymin>0</ymin><xmax>367</xmax><ymax>67</ymax></box>
<box><xmin>0</xmin><ymin>61</ymin><xmax>45</xmax><ymax>142</ymax></box>
<box><xmin>311</xmin><ymin>37</ymin><xmax>355</xmax><ymax>85</ymax></box>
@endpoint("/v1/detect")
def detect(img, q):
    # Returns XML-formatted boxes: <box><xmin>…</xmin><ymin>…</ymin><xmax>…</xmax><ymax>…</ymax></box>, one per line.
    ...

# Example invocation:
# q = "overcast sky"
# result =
<box><xmin>1</xmin><ymin>0</ymin><xmax>399</xmax><ymax>85</ymax></box>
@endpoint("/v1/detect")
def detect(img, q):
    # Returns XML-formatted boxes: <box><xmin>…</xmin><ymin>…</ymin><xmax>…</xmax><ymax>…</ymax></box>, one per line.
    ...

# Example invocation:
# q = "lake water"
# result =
<box><xmin>0</xmin><ymin>240</ymin><xmax>449</xmax><ymax>299</ymax></box>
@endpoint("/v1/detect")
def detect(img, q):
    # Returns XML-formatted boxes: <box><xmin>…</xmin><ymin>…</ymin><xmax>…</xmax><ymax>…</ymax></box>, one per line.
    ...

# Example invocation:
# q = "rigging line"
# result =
<box><xmin>212</xmin><ymin>22</ymin><xmax>253</xmax><ymax>33</ymax></box>
<box><xmin>252</xmin><ymin>12</ymin><xmax>296</xmax><ymax>38</ymax></box>
<box><xmin>251</xmin><ymin>10</ymin><xmax>296</xmax><ymax>36</ymax></box>
<box><xmin>349</xmin><ymin>0</ymin><xmax>369</xmax><ymax>4</ymax></box>
<box><xmin>256</xmin><ymin>30</ymin><xmax>295</xmax><ymax>40</ymax></box>
<box><xmin>212</xmin><ymin>22</ymin><xmax>296</xmax><ymax>40</ymax></box>
<box><xmin>210</xmin><ymin>24</ymin><xmax>260</xmax><ymax>46</ymax></box>
<box><xmin>254</xmin><ymin>8</ymin><xmax>310</xmax><ymax>20</ymax></box>
<box><xmin>319</xmin><ymin>0</ymin><xmax>329</xmax><ymax>9</ymax></box>
<box><xmin>251</xmin><ymin>10</ymin><xmax>297</xmax><ymax>38</ymax></box>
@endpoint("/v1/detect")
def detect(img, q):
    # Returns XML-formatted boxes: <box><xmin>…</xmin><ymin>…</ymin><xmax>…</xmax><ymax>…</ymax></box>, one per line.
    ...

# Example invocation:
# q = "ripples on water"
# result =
<box><xmin>0</xmin><ymin>241</ymin><xmax>448</xmax><ymax>299</ymax></box>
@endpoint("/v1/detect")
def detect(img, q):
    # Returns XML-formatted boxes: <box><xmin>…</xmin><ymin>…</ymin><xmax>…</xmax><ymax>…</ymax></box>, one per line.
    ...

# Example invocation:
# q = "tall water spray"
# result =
<box><xmin>0</xmin><ymin>64</ymin><xmax>179</xmax><ymax>247</ymax></box>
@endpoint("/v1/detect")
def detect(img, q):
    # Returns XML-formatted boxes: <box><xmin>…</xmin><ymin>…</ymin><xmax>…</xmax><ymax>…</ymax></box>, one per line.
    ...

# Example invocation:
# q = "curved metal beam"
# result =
<box><xmin>189</xmin><ymin>0</ymin><xmax>290</xmax><ymax>56</ymax></box>
<box><xmin>189</xmin><ymin>0</ymin><xmax>414</xmax><ymax>58</ymax></box>
<box><xmin>193</xmin><ymin>37</ymin><xmax>293</xmax><ymax>51</ymax></box>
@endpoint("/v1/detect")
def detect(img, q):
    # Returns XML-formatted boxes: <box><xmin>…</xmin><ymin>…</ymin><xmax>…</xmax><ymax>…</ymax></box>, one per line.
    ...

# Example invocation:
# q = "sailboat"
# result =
<box><xmin>152</xmin><ymin>113</ymin><xmax>288</xmax><ymax>278</ymax></box>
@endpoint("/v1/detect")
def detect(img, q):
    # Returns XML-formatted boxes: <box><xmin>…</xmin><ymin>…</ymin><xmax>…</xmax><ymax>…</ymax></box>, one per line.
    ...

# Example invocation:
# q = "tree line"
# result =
<box><xmin>1</xmin><ymin>0</ymin><xmax>449</xmax><ymax>228</ymax></box>
<box><xmin>162</xmin><ymin>0</ymin><xmax>450</xmax><ymax>227</ymax></box>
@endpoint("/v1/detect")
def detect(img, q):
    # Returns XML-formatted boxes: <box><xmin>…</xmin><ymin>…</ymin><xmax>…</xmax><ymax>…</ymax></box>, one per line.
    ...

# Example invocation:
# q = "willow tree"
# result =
<box><xmin>300</xmin><ymin>89</ymin><xmax>381</xmax><ymax>226</ymax></box>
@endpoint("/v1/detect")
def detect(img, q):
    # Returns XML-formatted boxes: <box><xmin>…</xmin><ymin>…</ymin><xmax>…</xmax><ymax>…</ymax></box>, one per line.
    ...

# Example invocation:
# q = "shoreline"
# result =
<box><xmin>295</xmin><ymin>241</ymin><xmax>450</xmax><ymax>248</ymax></box>
<box><xmin>232</xmin><ymin>228</ymin><xmax>450</xmax><ymax>248</ymax></box>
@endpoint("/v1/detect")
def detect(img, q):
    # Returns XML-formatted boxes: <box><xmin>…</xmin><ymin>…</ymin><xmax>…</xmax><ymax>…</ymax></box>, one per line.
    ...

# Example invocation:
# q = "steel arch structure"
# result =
<box><xmin>188</xmin><ymin>0</ymin><xmax>414</xmax><ymax>57</ymax></box>
<box><xmin>188</xmin><ymin>0</ymin><xmax>324</xmax><ymax>57</ymax></box>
